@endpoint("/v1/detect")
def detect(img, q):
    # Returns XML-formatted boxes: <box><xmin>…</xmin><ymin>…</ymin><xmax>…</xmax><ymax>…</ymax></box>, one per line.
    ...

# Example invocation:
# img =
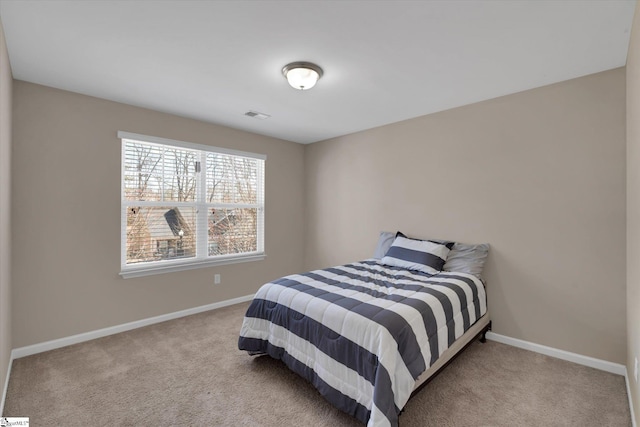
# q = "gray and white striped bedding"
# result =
<box><xmin>238</xmin><ymin>259</ymin><xmax>487</xmax><ymax>427</ymax></box>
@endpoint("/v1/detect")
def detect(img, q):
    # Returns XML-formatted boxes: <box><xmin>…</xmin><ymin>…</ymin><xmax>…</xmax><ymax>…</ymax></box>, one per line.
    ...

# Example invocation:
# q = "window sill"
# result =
<box><xmin>120</xmin><ymin>253</ymin><xmax>265</xmax><ymax>279</ymax></box>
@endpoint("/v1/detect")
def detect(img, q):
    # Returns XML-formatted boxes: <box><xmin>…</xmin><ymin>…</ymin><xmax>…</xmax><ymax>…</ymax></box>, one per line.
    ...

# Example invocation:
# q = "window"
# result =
<box><xmin>119</xmin><ymin>132</ymin><xmax>265</xmax><ymax>278</ymax></box>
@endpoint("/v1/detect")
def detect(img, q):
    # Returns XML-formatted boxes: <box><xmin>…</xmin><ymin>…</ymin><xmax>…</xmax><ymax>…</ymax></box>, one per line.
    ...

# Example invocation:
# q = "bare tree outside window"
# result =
<box><xmin>207</xmin><ymin>154</ymin><xmax>259</xmax><ymax>256</ymax></box>
<box><xmin>124</xmin><ymin>143</ymin><xmax>197</xmax><ymax>264</ymax></box>
<box><xmin>121</xmin><ymin>137</ymin><xmax>264</xmax><ymax>270</ymax></box>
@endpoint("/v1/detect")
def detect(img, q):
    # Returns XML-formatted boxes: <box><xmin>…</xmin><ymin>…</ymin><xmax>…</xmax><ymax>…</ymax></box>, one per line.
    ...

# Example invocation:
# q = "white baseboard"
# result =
<box><xmin>12</xmin><ymin>294</ymin><xmax>254</xmax><ymax>360</ymax></box>
<box><xmin>0</xmin><ymin>355</ymin><xmax>12</xmax><ymax>416</ymax></box>
<box><xmin>626</xmin><ymin>370</ymin><xmax>638</xmax><ymax>427</ymax></box>
<box><xmin>487</xmin><ymin>332</ymin><xmax>638</xmax><ymax>425</ymax></box>
<box><xmin>486</xmin><ymin>332</ymin><xmax>626</xmax><ymax>375</ymax></box>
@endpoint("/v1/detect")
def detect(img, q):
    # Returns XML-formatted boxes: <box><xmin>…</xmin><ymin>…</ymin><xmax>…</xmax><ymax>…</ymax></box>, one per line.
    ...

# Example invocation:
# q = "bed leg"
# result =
<box><xmin>479</xmin><ymin>321</ymin><xmax>492</xmax><ymax>343</ymax></box>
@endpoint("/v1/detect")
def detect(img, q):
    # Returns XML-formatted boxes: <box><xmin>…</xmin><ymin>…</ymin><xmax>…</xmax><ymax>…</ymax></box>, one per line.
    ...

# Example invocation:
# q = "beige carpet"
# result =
<box><xmin>3</xmin><ymin>301</ymin><xmax>632</xmax><ymax>426</ymax></box>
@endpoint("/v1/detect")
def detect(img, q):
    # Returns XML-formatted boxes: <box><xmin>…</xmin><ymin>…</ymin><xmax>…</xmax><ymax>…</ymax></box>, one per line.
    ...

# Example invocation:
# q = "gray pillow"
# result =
<box><xmin>373</xmin><ymin>231</ymin><xmax>395</xmax><ymax>259</ymax></box>
<box><xmin>443</xmin><ymin>243</ymin><xmax>490</xmax><ymax>278</ymax></box>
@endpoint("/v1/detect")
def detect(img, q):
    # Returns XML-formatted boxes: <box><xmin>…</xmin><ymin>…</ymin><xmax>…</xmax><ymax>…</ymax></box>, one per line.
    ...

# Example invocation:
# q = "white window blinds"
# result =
<box><xmin>119</xmin><ymin>132</ymin><xmax>265</xmax><ymax>278</ymax></box>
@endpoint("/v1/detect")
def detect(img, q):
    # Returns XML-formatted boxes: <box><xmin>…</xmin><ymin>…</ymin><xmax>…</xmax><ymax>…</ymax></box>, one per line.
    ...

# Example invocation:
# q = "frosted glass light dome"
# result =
<box><xmin>282</xmin><ymin>62</ymin><xmax>323</xmax><ymax>90</ymax></box>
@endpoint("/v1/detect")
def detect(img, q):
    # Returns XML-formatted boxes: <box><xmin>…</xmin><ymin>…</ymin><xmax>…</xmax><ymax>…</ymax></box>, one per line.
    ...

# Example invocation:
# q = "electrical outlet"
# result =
<box><xmin>214</xmin><ymin>274</ymin><xmax>221</xmax><ymax>285</ymax></box>
<box><xmin>635</xmin><ymin>357</ymin><xmax>638</xmax><ymax>383</ymax></box>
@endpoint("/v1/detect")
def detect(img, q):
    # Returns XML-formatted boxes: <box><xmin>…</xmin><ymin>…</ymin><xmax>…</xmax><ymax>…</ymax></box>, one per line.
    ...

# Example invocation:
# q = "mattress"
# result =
<box><xmin>238</xmin><ymin>259</ymin><xmax>488</xmax><ymax>427</ymax></box>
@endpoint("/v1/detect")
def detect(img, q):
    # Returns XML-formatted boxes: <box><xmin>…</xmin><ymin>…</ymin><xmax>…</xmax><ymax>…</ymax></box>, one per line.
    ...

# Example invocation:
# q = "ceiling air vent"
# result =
<box><xmin>244</xmin><ymin>111</ymin><xmax>271</xmax><ymax>120</ymax></box>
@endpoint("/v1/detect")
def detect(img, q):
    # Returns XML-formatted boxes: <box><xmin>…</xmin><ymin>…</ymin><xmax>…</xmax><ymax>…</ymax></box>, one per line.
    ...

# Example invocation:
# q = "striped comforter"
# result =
<box><xmin>238</xmin><ymin>260</ymin><xmax>487</xmax><ymax>427</ymax></box>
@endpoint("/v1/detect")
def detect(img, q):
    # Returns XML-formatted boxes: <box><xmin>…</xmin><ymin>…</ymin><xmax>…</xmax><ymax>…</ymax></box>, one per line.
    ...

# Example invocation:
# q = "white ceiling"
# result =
<box><xmin>0</xmin><ymin>0</ymin><xmax>636</xmax><ymax>144</ymax></box>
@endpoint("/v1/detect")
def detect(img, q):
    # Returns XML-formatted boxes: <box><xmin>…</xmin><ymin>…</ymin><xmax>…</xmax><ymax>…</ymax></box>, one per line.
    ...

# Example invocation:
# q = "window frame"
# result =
<box><xmin>119</xmin><ymin>131</ymin><xmax>266</xmax><ymax>279</ymax></box>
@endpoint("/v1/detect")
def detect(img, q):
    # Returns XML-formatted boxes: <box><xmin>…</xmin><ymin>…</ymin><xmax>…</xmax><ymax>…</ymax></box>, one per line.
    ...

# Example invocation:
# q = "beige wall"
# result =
<box><xmin>305</xmin><ymin>68</ymin><xmax>627</xmax><ymax>364</ymax></box>
<box><xmin>11</xmin><ymin>81</ymin><xmax>305</xmax><ymax>348</ymax></box>
<box><xmin>0</xmin><ymin>19</ymin><xmax>12</xmax><ymax>402</ymax></box>
<box><xmin>627</xmin><ymin>1</ymin><xmax>640</xmax><ymax>423</ymax></box>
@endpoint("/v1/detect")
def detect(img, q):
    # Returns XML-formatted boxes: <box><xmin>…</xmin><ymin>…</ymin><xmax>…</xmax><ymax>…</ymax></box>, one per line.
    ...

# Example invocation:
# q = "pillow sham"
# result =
<box><xmin>381</xmin><ymin>235</ymin><xmax>452</xmax><ymax>274</ymax></box>
<box><xmin>395</xmin><ymin>231</ymin><xmax>455</xmax><ymax>249</ymax></box>
<box><xmin>443</xmin><ymin>242</ymin><xmax>490</xmax><ymax>278</ymax></box>
<box><xmin>373</xmin><ymin>231</ymin><xmax>396</xmax><ymax>259</ymax></box>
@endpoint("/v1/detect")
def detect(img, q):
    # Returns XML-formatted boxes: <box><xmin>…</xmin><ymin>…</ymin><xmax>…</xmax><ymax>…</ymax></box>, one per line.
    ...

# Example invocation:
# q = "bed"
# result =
<box><xmin>238</xmin><ymin>232</ymin><xmax>490</xmax><ymax>427</ymax></box>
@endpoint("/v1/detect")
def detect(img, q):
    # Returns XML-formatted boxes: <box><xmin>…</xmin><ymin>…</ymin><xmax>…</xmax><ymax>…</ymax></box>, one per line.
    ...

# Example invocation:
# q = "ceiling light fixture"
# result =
<box><xmin>282</xmin><ymin>62</ymin><xmax>323</xmax><ymax>90</ymax></box>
